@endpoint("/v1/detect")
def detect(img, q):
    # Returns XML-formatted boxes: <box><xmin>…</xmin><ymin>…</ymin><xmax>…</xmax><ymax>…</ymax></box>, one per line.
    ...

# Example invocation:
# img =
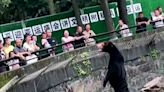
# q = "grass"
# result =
<box><xmin>0</xmin><ymin>76</ymin><xmax>13</xmax><ymax>88</ymax></box>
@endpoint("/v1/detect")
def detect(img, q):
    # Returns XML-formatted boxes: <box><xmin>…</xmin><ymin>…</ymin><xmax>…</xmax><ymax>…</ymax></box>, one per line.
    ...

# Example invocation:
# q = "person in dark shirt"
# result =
<box><xmin>136</xmin><ymin>12</ymin><xmax>149</xmax><ymax>33</ymax></box>
<box><xmin>97</xmin><ymin>42</ymin><xmax>129</xmax><ymax>92</ymax></box>
<box><xmin>46</xmin><ymin>31</ymin><xmax>57</xmax><ymax>46</ymax></box>
<box><xmin>46</xmin><ymin>31</ymin><xmax>57</xmax><ymax>55</ymax></box>
<box><xmin>74</xmin><ymin>26</ymin><xmax>85</xmax><ymax>49</ymax></box>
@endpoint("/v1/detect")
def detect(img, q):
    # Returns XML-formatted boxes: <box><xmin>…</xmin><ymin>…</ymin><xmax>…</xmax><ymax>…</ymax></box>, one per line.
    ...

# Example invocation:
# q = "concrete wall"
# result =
<box><xmin>4</xmin><ymin>28</ymin><xmax>164</xmax><ymax>92</ymax></box>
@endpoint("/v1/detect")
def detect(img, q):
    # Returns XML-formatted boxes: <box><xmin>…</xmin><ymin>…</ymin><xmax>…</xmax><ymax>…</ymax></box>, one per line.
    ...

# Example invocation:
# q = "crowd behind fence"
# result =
<box><xmin>0</xmin><ymin>7</ymin><xmax>164</xmax><ymax>74</ymax></box>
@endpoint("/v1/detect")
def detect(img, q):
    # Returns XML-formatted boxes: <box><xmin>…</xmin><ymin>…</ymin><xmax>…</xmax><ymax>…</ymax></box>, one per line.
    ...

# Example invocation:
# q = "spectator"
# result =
<box><xmin>83</xmin><ymin>24</ymin><xmax>96</xmax><ymax>46</ymax></box>
<box><xmin>0</xmin><ymin>40</ymin><xmax>5</xmax><ymax>60</ymax></box>
<box><xmin>14</xmin><ymin>39</ymin><xmax>31</xmax><ymax>66</ymax></box>
<box><xmin>152</xmin><ymin>10</ymin><xmax>164</xmax><ymax>28</ymax></box>
<box><xmin>0</xmin><ymin>40</ymin><xmax>8</xmax><ymax>73</ymax></box>
<box><xmin>3</xmin><ymin>37</ymin><xmax>14</xmax><ymax>59</ymax></box>
<box><xmin>136</xmin><ymin>12</ymin><xmax>150</xmax><ymax>33</ymax></box>
<box><xmin>7</xmin><ymin>51</ymin><xmax>20</xmax><ymax>70</ymax></box>
<box><xmin>41</xmin><ymin>32</ymin><xmax>51</xmax><ymax>48</ymax></box>
<box><xmin>41</xmin><ymin>32</ymin><xmax>53</xmax><ymax>57</ymax></box>
<box><xmin>119</xmin><ymin>19</ymin><xmax>132</xmax><ymax>37</ymax></box>
<box><xmin>31</xmin><ymin>35</ymin><xmax>37</xmax><ymax>45</ymax></box>
<box><xmin>157</xmin><ymin>7</ymin><xmax>164</xmax><ymax>16</ymax></box>
<box><xmin>151</xmin><ymin>7</ymin><xmax>164</xmax><ymax>17</ymax></box>
<box><xmin>74</xmin><ymin>26</ymin><xmax>85</xmax><ymax>48</ymax></box>
<box><xmin>46</xmin><ymin>31</ymin><xmax>56</xmax><ymax>55</ymax></box>
<box><xmin>31</xmin><ymin>35</ymin><xmax>40</xmax><ymax>50</ymax></box>
<box><xmin>46</xmin><ymin>31</ymin><xmax>57</xmax><ymax>47</ymax></box>
<box><xmin>61</xmin><ymin>30</ymin><xmax>75</xmax><ymax>52</ymax></box>
<box><xmin>23</xmin><ymin>34</ymin><xmax>39</xmax><ymax>53</ymax></box>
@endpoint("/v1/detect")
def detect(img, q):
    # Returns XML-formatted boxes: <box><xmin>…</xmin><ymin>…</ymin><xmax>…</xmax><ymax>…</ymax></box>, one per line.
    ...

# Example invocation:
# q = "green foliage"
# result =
<box><xmin>0</xmin><ymin>0</ymin><xmax>11</xmax><ymax>7</ymax></box>
<box><xmin>0</xmin><ymin>0</ymin><xmax>100</xmax><ymax>24</ymax></box>
<box><xmin>150</xmin><ymin>49</ymin><xmax>160</xmax><ymax>60</ymax></box>
<box><xmin>71</xmin><ymin>52</ymin><xmax>92</xmax><ymax>77</ymax></box>
<box><xmin>0</xmin><ymin>0</ymin><xmax>49</xmax><ymax>24</ymax></box>
<box><xmin>0</xmin><ymin>75</ymin><xmax>12</xmax><ymax>88</ymax></box>
<box><xmin>0</xmin><ymin>0</ymin><xmax>11</xmax><ymax>14</ymax></box>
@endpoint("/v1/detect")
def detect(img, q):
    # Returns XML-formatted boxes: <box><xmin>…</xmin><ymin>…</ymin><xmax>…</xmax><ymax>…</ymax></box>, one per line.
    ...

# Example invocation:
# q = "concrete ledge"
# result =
<box><xmin>0</xmin><ymin>46</ymin><xmax>98</xmax><ymax>80</ymax></box>
<box><xmin>7</xmin><ymin>52</ymin><xmax>109</xmax><ymax>92</ymax></box>
<box><xmin>2</xmin><ymin>28</ymin><xmax>164</xmax><ymax>92</ymax></box>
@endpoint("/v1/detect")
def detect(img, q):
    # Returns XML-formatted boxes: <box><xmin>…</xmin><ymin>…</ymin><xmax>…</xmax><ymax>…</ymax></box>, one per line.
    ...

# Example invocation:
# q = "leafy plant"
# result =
<box><xmin>150</xmin><ymin>49</ymin><xmax>160</xmax><ymax>60</ymax></box>
<box><xmin>71</xmin><ymin>52</ymin><xmax>92</xmax><ymax>77</ymax></box>
<box><xmin>0</xmin><ymin>76</ymin><xmax>12</xmax><ymax>88</ymax></box>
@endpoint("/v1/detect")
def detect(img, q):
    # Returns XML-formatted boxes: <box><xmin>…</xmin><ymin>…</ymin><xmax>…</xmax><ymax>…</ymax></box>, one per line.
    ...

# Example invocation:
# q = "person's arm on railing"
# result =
<box><xmin>146</xmin><ymin>20</ymin><xmax>151</xmax><ymax>25</ymax></box>
<box><xmin>14</xmin><ymin>48</ymin><xmax>31</xmax><ymax>57</ymax></box>
<box><xmin>90</xmin><ymin>30</ymin><xmax>96</xmax><ymax>37</ymax></box>
<box><xmin>74</xmin><ymin>36</ymin><xmax>84</xmax><ymax>40</ymax></box>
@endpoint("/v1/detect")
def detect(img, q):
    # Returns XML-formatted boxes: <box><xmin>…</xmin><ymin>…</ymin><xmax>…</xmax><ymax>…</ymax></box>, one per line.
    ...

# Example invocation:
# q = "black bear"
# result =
<box><xmin>97</xmin><ymin>42</ymin><xmax>129</xmax><ymax>92</ymax></box>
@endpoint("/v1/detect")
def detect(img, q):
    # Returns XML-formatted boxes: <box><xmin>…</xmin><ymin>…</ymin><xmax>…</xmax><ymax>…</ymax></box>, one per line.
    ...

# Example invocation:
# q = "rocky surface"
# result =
<box><xmin>43</xmin><ymin>56</ymin><xmax>164</xmax><ymax>92</ymax></box>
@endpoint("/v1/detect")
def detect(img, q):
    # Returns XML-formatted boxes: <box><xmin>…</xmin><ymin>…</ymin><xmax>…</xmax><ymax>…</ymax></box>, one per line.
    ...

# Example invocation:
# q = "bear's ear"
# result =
<box><xmin>107</xmin><ymin>42</ymin><xmax>114</xmax><ymax>48</ymax></box>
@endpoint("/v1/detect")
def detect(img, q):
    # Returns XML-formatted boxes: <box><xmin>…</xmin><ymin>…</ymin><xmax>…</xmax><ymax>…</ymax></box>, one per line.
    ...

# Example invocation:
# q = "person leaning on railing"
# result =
<box><xmin>41</xmin><ymin>32</ymin><xmax>51</xmax><ymax>48</ymax></box>
<box><xmin>0</xmin><ymin>40</ymin><xmax>9</xmax><ymax>73</ymax></box>
<box><xmin>13</xmin><ymin>39</ymin><xmax>31</xmax><ymax>66</ymax></box>
<box><xmin>136</xmin><ymin>12</ymin><xmax>150</xmax><ymax>33</ymax></box>
<box><xmin>23</xmin><ymin>34</ymin><xmax>40</xmax><ymax>53</ymax></box>
<box><xmin>74</xmin><ymin>26</ymin><xmax>86</xmax><ymax>49</ymax></box>
<box><xmin>7</xmin><ymin>51</ymin><xmax>20</xmax><ymax>70</ymax></box>
<box><xmin>46</xmin><ymin>31</ymin><xmax>57</xmax><ymax>55</ymax></box>
<box><xmin>119</xmin><ymin>19</ymin><xmax>132</xmax><ymax>38</ymax></box>
<box><xmin>61</xmin><ymin>30</ymin><xmax>75</xmax><ymax>52</ymax></box>
<box><xmin>83</xmin><ymin>24</ymin><xmax>96</xmax><ymax>46</ymax></box>
<box><xmin>3</xmin><ymin>37</ymin><xmax>14</xmax><ymax>59</ymax></box>
<box><xmin>157</xmin><ymin>6</ymin><xmax>164</xmax><ymax>17</ymax></box>
<box><xmin>152</xmin><ymin>10</ymin><xmax>164</xmax><ymax>28</ymax></box>
<box><xmin>31</xmin><ymin>35</ymin><xmax>40</xmax><ymax>49</ymax></box>
<box><xmin>23</xmin><ymin>34</ymin><xmax>39</xmax><ymax>65</ymax></box>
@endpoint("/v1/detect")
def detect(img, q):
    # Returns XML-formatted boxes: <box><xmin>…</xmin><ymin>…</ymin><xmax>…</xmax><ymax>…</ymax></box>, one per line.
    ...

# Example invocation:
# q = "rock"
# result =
<box><xmin>141</xmin><ymin>76</ymin><xmax>164</xmax><ymax>92</ymax></box>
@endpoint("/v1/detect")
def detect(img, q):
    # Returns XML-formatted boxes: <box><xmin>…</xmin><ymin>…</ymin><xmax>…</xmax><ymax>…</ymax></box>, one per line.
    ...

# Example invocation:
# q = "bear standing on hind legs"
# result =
<box><xmin>97</xmin><ymin>42</ymin><xmax>129</xmax><ymax>92</ymax></box>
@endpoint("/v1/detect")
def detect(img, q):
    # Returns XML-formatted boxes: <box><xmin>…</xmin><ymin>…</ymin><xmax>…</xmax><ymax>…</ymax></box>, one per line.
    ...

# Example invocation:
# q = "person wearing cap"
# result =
<box><xmin>3</xmin><ymin>37</ymin><xmax>14</xmax><ymax>59</ymax></box>
<box><xmin>97</xmin><ymin>42</ymin><xmax>129</xmax><ymax>92</ymax></box>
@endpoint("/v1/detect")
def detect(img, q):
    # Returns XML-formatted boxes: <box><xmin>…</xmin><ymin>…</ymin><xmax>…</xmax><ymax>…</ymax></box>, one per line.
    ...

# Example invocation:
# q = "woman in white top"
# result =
<box><xmin>152</xmin><ymin>10</ymin><xmax>164</xmax><ymax>28</ymax></box>
<box><xmin>23</xmin><ymin>34</ymin><xmax>39</xmax><ymax>52</ymax></box>
<box><xmin>23</xmin><ymin>35</ymin><xmax>39</xmax><ymax>65</ymax></box>
<box><xmin>119</xmin><ymin>20</ymin><xmax>132</xmax><ymax>37</ymax></box>
<box><xmin>61</xmin><ymin>30</ymin><xmax>75</xmax><ymax>52</ymax></box>
<box><xmin>83</xmin><ymin>24</ymin><xmax>96</xmax><ymax>46</ymax></box>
